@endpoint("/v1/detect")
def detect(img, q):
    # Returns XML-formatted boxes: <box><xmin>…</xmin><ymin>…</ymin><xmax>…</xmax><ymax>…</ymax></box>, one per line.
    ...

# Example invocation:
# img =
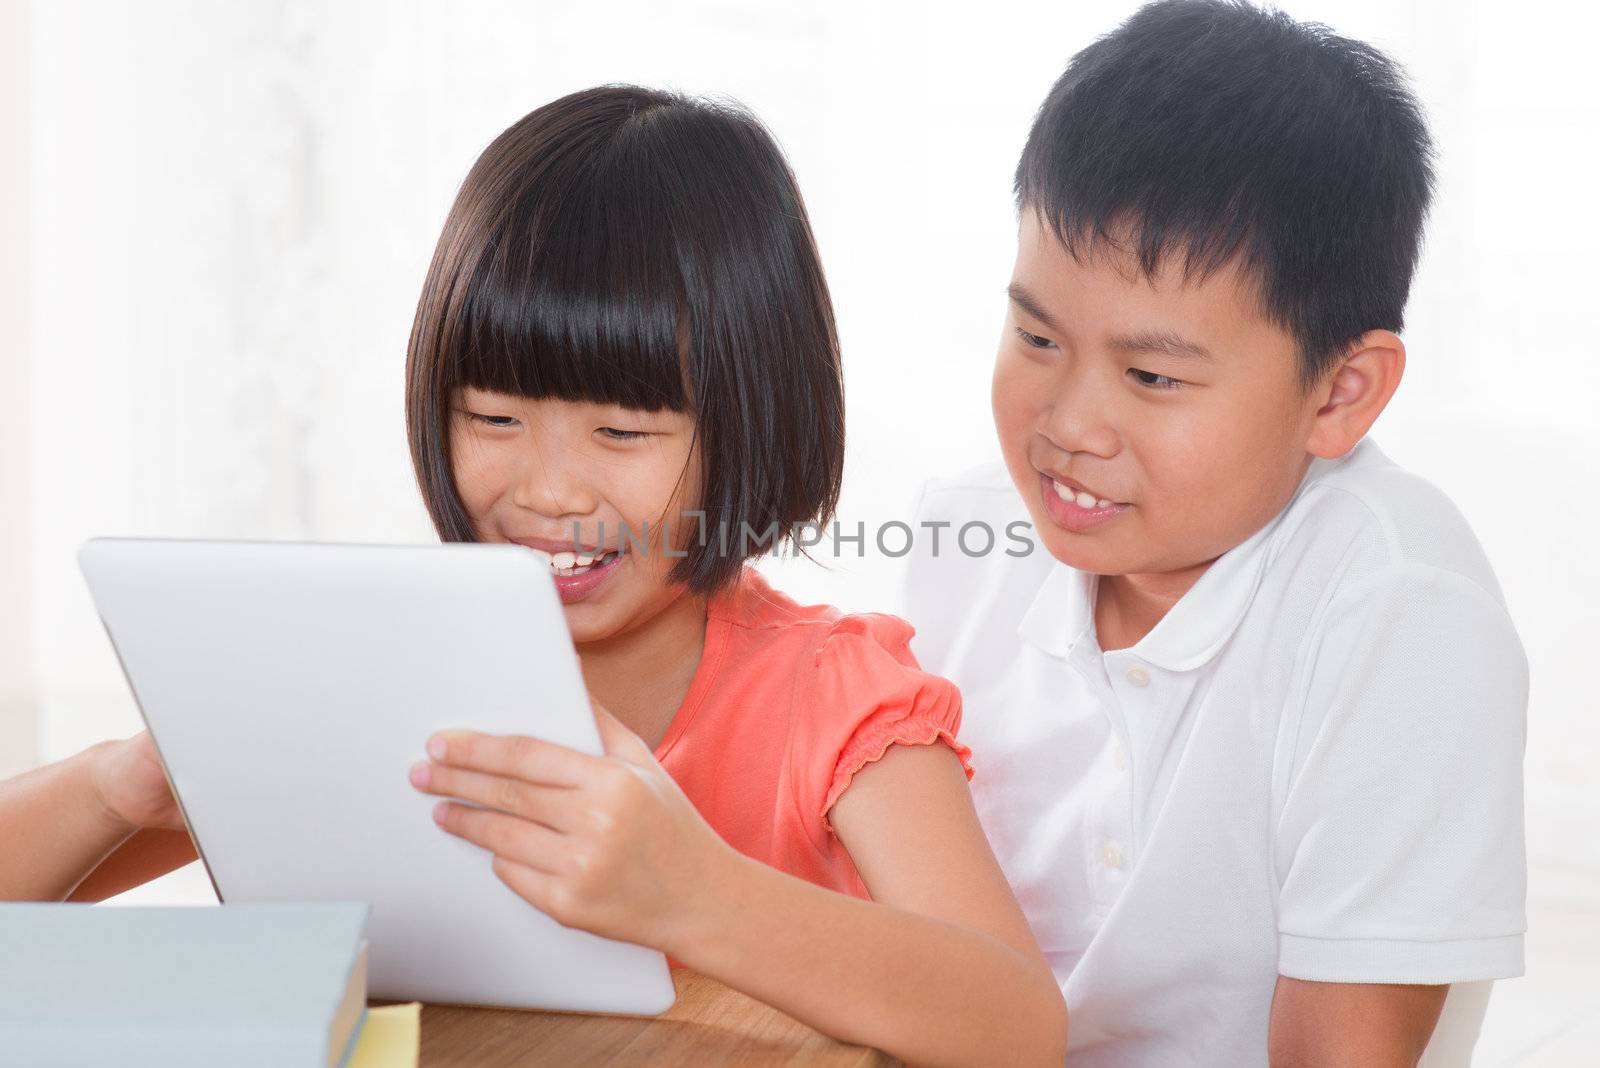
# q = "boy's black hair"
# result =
<box><xmin>406</xmin><ymin>86</ymin><xmax>844</xmax><ymax>593</ymax></box>
<box><xmin>1015</xmin><ymin>0</ymin><xmax>1435</xmax><ymax>386</ymax></box>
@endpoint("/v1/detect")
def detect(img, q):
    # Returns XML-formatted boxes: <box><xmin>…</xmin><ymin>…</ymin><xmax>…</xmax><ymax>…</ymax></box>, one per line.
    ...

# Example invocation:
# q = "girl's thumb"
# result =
<box><xmin>590</xmin><ymin>698</ymin><xmax>653</xmax><ymax>762</ymax></box>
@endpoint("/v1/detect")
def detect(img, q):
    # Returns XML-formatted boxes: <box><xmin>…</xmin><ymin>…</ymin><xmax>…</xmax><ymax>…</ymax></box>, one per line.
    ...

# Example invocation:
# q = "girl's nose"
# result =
<box><xmin>510</xmin><ymin>458</ymin><xmax>599</xmax><ymax>519</ymax></box>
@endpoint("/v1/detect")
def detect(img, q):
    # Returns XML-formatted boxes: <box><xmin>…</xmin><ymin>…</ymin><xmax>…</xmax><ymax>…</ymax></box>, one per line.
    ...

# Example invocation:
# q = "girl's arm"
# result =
<box><xmin>416</xmin><ymin>712</ymin><xmax>1067</xmax><ymax>1067</ymax></box>
<box><xmin>678</xmin><ymin>743</ymin><xmax>1066</xmax><ymax>1066</ymax></box>
<box><xmin>65</xmin><ymin>828</ymin><xmax>199</xmax><ymax>902</ymax></box>
<box><xmin>0</xmin><ymin>733</ymin><xmax>192</xmax><ymax>901</ymax></box>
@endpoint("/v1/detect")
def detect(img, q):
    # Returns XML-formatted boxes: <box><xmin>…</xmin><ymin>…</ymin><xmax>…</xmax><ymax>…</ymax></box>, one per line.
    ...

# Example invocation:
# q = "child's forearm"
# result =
<box><xmin>0</xmin><ymin>744</ymin><xmax>134</xmax><ymax>900</ymax></box>
<box><xmin>668</xmin><ymin>846</ymin><xmax>1067</xmax><ymax>1068</ymax></box>
<box><xmin>65</xmin><ymin>828</ymin><xmax>199</xmax><ymax>902</ymax></box>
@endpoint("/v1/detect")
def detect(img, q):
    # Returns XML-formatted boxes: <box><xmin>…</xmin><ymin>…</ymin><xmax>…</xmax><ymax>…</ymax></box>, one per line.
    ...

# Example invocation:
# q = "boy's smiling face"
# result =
<box><xmin>993</xmin><ymin>211</ymin><xmax>1329</xmax><ymax>585</ymax></box>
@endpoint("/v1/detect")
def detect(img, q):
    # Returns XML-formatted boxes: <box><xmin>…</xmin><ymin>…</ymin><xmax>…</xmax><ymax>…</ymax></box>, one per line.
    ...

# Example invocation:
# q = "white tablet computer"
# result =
<box><xmin>78</xmin><ymin>537</ymin><xmax>676</xmax><ymax>1015</ymax></box>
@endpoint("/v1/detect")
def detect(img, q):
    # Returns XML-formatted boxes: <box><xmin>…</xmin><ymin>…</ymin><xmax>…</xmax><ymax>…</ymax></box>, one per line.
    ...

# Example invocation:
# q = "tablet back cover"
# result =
<box><xmin>78</xmin><ymin>538</ymin><xmax>675</xmax><ymax>1015</ymax></box>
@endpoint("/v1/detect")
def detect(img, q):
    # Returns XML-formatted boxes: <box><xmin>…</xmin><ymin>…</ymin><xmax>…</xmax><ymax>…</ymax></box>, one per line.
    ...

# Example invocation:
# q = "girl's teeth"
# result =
<box><xmin>519</xmin><ymin>545</ymin><xmax>616</xmax><ymax>575</ymax></box>
<box><xmin>550</xmin><ymin>550</ymin><xmax>614</xmax><ymax>577</ymax></box>
<box><xmin>1074</xmin><ymin>490</ymin><xmax>1097</xmax><ymax>509</ymax></box>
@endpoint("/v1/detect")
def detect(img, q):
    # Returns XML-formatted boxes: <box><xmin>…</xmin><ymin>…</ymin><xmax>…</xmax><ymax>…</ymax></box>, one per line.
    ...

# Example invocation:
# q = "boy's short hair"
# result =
<box><xmin>406</xmin><ymin>86</ymin><xmax>844</xmax><ymax>594</ymax></box>
<box><xmin>1015</xmin><ymin>0</ymin><xmax>1435</xmax><ymax>387</ymax></box>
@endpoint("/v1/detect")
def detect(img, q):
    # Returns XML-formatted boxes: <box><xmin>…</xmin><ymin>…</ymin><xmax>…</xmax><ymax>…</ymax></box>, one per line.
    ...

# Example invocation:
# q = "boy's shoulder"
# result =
<box><xmin>910</xmin><ymin>458</ymin><xmax>1026</xmax><ymax>515</ymax></box>
<box><xmin>900</xmin><ymin>459</ymin><xmax>1055</xmax><ymax>668</ymax></box>
<box><xmin>1274</xmin><ymin>438</ymin><xmax>1507</xmax><ymax>609</ymax></box>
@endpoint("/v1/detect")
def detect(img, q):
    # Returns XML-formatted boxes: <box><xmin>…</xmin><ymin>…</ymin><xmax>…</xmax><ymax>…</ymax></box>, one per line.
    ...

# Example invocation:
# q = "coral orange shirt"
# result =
<box><xmin>651</xmin><ymin>567</ymin><xmax>973</xmax><ymax>900</ymax></box>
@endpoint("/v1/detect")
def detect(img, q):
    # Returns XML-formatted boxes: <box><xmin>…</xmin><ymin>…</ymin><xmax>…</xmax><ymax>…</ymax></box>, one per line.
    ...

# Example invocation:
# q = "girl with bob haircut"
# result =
<box><xmin>0</xmin><ymin>85</ymin><xmax>1065</xmax><ymax>1065</ymax></box>
<box><xmin>402</xmin><ymin>85</ymin><xmax>1065</xmax><ymax>1063</ymax></box>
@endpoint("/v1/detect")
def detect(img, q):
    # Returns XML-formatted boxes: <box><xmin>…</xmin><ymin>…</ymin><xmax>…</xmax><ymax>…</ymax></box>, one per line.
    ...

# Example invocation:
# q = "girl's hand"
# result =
<box><xmin>88</xmin><ymin>731</ymin><xmax>184</xmax><ymax>833</ymax></box>
<box><xmin>410</xmin><ymin>703</ymin><xmax>733</xmax><ymax>954</ymax></box>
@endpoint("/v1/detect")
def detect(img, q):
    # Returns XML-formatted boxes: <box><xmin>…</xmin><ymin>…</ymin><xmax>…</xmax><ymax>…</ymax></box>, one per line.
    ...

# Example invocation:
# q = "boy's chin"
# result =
<box><xmin>1035</xmin><ymin>531</ymin><xmax>1130</xmax><ymax>576</ymax></box>
<box><xmin>1025</xmin><ymin>506</ymin><xmax>1159</xmax><ymax>578</ymax></box>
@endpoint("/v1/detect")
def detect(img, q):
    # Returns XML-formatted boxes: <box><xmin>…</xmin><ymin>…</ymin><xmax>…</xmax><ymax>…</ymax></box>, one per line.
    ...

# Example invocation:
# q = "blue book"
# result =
<box><xmin>0</xmin><ymin>901</ymin><xmax>370</xmax><ymax>1068</ymax></box>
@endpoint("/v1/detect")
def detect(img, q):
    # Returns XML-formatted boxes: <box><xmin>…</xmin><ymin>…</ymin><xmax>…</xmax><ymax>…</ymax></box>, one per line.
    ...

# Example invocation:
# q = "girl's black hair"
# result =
<box><xmin>406</xmin><ymin>85</ymin><xmax>844</xmax><ymax>593</ymax></box>
<box><xmin>1015</xmin><ymin>0</ymin><xmax>1436</xmax><ymax>388</ymax></box>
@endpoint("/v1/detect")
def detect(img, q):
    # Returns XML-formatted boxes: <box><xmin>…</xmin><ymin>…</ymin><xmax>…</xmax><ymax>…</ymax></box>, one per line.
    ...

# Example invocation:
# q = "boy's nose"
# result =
<box><xmin>1036</xmin><ymin>388</ymin><xmax>1120</xmax><ymax>460</ymax></box>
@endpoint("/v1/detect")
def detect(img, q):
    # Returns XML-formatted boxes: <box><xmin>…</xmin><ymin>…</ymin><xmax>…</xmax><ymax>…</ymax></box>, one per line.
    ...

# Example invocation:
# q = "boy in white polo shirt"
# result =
<box><xmin>902</xmin><ymin>1</ymin><xmax>1527</xmax><ymax>1064</ymax></box>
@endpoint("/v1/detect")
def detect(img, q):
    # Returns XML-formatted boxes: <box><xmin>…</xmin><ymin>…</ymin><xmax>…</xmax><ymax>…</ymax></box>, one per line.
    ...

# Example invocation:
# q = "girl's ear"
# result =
<box><xmin>1305</xmin><ymin>330</ymin><xmax>1406</xmax><ymax>460</ymax></box>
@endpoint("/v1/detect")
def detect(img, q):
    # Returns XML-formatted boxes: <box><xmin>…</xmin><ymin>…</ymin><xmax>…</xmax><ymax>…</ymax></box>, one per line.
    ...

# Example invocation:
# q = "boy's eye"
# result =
<box><xmin>1128</xmin><ymin>368</ymin><xmax>1183</xmax><ymax>391</ymax></box>
<box><xmin>1014</xmin><ymin>326</ymin><xmax>1055</xmax><ymax>349</ymax></box>
<box><xmin>598</xmin><ymin>427</ymin><xmax>646</xmax><ymax>441</ymax></box>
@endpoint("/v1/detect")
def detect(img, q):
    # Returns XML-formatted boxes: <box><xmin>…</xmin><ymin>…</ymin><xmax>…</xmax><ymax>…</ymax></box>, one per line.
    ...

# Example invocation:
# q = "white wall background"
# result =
<box><xmin>1</xmin><ymin>1</ymin><xmax>1596</xmax><ymax>1062</ymax></box>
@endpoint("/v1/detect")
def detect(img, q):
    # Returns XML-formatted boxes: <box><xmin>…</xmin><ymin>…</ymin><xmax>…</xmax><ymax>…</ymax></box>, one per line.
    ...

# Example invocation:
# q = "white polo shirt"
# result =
<box><xmin>900</xmin><ymin>438</ymin><xmax>1527</xmax><ymax>1066</ymax></box>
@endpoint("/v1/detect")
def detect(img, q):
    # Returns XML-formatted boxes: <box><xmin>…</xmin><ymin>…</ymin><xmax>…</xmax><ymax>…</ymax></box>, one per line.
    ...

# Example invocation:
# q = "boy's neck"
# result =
<box><xmin>576</xmin><ymin>592</ymin><xmax>710</xmax><ymax>751</ymax></box>
<box><xmin>1095</xmin><ymin>452</ymin><xmax>1323</xmax><ymax>652</ymax></box>
<box><xmin>1094</xmin><ymin>558</ymin><xmax>1217</xmax><ymax>654</ymax></box>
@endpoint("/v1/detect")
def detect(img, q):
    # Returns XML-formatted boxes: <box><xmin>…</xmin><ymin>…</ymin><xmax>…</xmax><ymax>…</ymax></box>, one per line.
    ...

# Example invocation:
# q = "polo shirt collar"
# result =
<box><xmin>1017</xmin><ymin>454</ymin><xmax>1339</xmax><ymax>671</ymax></box>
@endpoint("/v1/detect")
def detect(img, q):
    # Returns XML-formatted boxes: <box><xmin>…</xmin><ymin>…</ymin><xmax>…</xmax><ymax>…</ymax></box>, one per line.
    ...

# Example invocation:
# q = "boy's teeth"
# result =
<box><xmin>1052</xmin><ymin>480</ymin><xmax>1115</xmax><ymax>510</ymax></box>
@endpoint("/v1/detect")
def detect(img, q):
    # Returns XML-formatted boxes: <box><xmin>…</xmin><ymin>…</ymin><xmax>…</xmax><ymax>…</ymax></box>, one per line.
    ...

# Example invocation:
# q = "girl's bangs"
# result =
<box><xmin>447</xmin><ymin>174</ymin><xmax>692</xmax><ymax>413</ymax></box>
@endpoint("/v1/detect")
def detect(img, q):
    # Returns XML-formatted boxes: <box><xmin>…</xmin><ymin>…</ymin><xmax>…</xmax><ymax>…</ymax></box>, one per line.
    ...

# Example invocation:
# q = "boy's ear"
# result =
<box><xmin>1305</xmin><ymin>330</ymin><xmax>1406</xmax><ymax>460</ymax></box>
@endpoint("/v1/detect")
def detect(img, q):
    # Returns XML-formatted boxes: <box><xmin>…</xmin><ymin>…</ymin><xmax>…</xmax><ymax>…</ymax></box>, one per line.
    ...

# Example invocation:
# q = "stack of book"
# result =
<box><xmin>0</xmin><ymin>901</ymin><xmax>374</xmax><ymax>1067</ymax></box>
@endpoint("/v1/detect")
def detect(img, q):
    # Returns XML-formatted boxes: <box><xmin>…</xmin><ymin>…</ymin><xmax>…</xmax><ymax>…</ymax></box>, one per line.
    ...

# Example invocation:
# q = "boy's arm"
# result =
<box><xmin>1268</xmin><ymin>978</ymin><xmax>1447</xmax><ymax>1067</ymax></box>
<box><xmin>1273</xmin><ymin>565</ymin><xmax>1526</xmax><ymax>1062</ymax></box>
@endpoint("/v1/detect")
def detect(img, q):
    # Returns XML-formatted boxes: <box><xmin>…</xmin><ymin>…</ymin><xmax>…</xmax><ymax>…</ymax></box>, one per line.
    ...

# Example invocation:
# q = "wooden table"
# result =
<box><xmin>402</xmin><ymin>970</ymin><xmax>901</xmax><ymax>1066</ymax></box>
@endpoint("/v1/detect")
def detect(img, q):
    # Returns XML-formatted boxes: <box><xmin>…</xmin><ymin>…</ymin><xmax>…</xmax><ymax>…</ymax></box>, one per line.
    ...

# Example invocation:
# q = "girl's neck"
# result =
<box><xmin>576</xmin><ymin>591</ymin><xmax>710</xmax><ymax>751</ymax></box>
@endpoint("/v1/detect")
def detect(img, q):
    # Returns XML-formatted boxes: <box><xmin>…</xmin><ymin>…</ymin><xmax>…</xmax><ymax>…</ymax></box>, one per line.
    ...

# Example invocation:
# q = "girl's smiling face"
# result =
<box><xmin>449</xmin><ymin>386</ymin><xmax>704</xmax><ymax>645</ymax></box>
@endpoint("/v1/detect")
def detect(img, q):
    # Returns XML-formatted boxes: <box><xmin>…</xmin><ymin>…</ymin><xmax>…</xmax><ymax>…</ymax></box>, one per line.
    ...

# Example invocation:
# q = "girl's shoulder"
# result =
<box><xmin>708</xmin><ymin>567</ymin><xmax>923</xmax><ymax>673</ymax></box>
<box><xmin>709</xmin><ymin>568</ymin><xmax>969</xmax><ymax>811</ymax></box>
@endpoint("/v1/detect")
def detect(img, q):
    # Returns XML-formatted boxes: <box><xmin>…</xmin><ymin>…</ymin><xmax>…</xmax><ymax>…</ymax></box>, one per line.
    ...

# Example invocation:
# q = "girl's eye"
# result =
<box><xmin>469</xmin><ymin>412</ymin><xmax>520</xmax><ymax>428</ymax></box>
<box><xmin>598</xmin><ymin>427</ymin><xmax>645</xmax><ymax>441</ymax></box>
<box><xmin>1128</xmin><ymin>368</ymin><xmax>1183</xmax><ymax>391</ymax></box>
<box><xmin>1014</xmin><ymin>326</ymin><xmax>1055</xmax><ymax>349</ymax></box>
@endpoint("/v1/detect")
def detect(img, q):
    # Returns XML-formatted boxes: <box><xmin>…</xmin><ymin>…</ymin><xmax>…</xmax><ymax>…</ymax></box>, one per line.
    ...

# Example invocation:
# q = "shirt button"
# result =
<box><xmin>1112</xmin><ymin>743</ymin><xmax>1128</xmax><ymax>772</ymax></box>
<box><xmin>1125</xmin><ymin>665</ymin><xmax>1150</xmax><ymax>688</ymax></box>
<box><xmin>1102</xmin><ymin>842</ymin><xmax>1124</xmax><ymax>869</ymax></box>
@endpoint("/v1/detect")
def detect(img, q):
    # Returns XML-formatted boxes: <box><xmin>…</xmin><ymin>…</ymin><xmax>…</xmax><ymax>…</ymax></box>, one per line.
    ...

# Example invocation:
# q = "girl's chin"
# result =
<box><xmin>562</xmin><ymin>601</ymin><xmax>629</xmax><ymax>646</ymax></box>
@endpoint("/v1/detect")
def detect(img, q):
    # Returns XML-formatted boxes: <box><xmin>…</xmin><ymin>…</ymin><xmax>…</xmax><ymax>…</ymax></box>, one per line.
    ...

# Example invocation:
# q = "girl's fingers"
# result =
<box><xmin>432</xmin><ymin>801</ymin><xmax>564</xmax><ymax>872</ymax></box>
<box><xmin>411</xmin><ymin>762</ymin><xmax>577</xmax><ymax>831</ymax></box>
<box><xmin>426</xmin><ymin>731</ymin><xmax>590</xmax><ymax>786</ymax></box>
<box><xmin>490</xmin><ymin>856</ymin><xmax>573</xmax><ymax>924</ymax></box>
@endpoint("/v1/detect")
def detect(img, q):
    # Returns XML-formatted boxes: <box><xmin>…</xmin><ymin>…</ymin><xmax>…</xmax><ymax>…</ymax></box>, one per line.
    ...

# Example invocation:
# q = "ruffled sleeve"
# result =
<box><xmin>789</xmin><ymin>612</ymin><xmax>974</xmax><ymax>846</ymax></box>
